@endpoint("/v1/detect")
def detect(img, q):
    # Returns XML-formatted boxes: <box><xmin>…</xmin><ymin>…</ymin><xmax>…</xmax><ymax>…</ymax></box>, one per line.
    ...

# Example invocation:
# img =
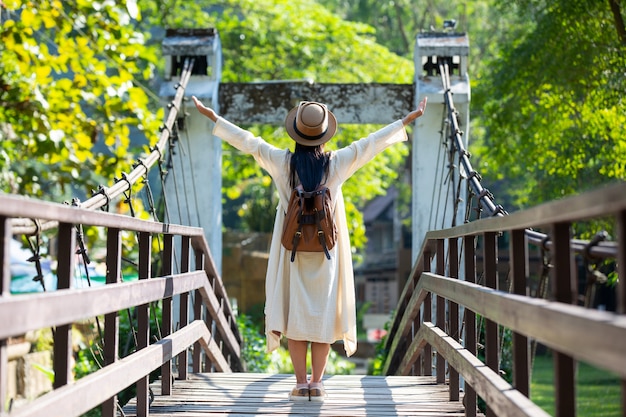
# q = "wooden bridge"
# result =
<box><xmin>2</xmin><ymin>179</ymin><xmax>626</xmax><ymax>417</ymax></box>
<box><xmin>2</xmin><ymin>30</ymin><xmax>626</xmax><ymax>417</ymax></box>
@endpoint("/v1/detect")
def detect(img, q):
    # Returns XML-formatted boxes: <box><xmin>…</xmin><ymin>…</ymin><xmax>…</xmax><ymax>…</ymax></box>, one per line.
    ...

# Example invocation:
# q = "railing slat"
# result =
<box><xmin>53</xmin><ymin>222</ymin><xmax>75</xmax><ymax>390</ymax></box>
<box><xmin>136</xmin><ymin>232</ymin><xmax>152</xmax><ymax>417</ymax></box>
<box><xmin>510</xmin><ymin>229</ymin><xmax>530</xmax><ymax>397</ymax></box>
<box><xmin>435</xmin><ymin>240</ymin><xmax>445</xmax><ymax>384</ymax></box>
<box><xmin>551</xmin><ymin>222</ymin><xmax>576</xmax><ymax>417</ymax></box>
<box><xmin>0</xmin><ymin>216</ymin><xmax>9</xmax><ymax>412</ymax></box>
<box><xmin>103</xmin><ymin>227</ymin><xmax>122</xmax><ymax>417</ymax></box>
<box><xmin>161</xmin><ymin>234</ymin><xmax>174</xmax><ymax>396</ymax></box>
<box><xmin>463</xmin><ymin>235</ymin><xmax>478</xmax><ymax>417</ymax></box>
<box><xmin>448</xmin><ymin>237</ymin><xmax>459</xmax><ymax>401</ymax></box>
<box><xmin>178</xmin><ymin>236</ymin><xmax>190</xmax><ymax>380</ymax></box>
<box><xmin>422</xmin><ymin>251</ymin><xmax>432</xmax><ymax>377</ymax></box>
<box><xmin>483</xmin><ymin>232</ymin><xmax>499</xmax><ymax>417</ymax></box>
<box><xmin>193</xmin><ymin>249</ymin><xmax>204</xmax><ymax>373</ymax></box>
<box><xmin>618</xmin><ymin>210</ymin><xmax>626</xmax><ymax>415</ymax></box>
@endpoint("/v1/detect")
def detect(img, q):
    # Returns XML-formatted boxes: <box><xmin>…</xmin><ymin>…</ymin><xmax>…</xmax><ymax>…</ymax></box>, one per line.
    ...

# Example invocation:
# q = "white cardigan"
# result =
<box><xmin>213</xmin><ymin>118</ymin><xmax>408</xmax><ymax>357</ymax></box>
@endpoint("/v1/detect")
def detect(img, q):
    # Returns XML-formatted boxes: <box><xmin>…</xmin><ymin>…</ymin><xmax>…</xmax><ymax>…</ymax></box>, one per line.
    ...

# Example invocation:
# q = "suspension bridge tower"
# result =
<box><xmin>159</xmin><ymin>29</ymin><xmax>223</xmax><ymax>272</ymax></box>
<box><xmin>412</xmin><ymin>32</ymin><xmax>470</xmax><ymax>262</ymax></box>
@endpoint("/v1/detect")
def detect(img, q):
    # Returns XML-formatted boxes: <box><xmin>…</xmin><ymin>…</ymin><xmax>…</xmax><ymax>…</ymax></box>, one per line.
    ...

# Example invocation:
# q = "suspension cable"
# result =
<box><xmin>437</xmin><ymin>61</ymin><xmax>617</xmax><ymax>260</ymax></box>
<box><xmin>10</xmin><ymin>57</ymin><xmax>196</xmax><ymax>235</ymax></box>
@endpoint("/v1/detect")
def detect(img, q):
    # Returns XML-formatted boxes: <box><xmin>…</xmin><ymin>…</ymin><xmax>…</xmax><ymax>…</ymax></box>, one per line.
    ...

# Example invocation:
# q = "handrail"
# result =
<box><xmin>0</xmin><ymin>193</ymin><xmax>242</xmax><ymax>417</ymax></box>
<box><xmin>8</xmin><ymin>322</ymin><xmax>226</xmax><ymax>417</ymax></box>
<box><xmin>384</xmin><ymin>181</ymin><xmax>626</xmax><ymax>416</ymax></box>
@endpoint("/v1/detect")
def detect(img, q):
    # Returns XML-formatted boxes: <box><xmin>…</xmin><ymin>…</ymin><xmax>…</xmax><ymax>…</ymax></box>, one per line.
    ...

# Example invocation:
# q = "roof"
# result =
<box><xmin>362</xmin><ymin>187</ymin><xmax>398</xmax><ymax>224</ymax></box>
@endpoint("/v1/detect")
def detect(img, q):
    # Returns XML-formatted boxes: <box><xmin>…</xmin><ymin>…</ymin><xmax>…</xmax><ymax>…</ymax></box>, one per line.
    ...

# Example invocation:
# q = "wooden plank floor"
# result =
<box><xmin>123</xmin><ymin>373</ymin><xmax>476</xmax><ymax>416</ymax></box>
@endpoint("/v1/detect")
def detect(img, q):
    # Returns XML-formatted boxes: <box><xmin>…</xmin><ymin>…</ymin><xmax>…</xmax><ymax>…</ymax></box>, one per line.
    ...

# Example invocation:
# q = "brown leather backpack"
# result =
<box><xmin>281</xmin><ymin>186</ymin><xmax>337</xmax><ymax>262</ymax></box>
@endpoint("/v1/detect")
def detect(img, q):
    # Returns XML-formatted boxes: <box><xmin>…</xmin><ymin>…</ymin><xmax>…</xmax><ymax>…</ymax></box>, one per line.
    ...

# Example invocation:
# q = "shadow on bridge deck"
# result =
<box><xmin>122</xmin><ymin>373</ymin><xmax>474</xmax><ymax>416</ymax></box>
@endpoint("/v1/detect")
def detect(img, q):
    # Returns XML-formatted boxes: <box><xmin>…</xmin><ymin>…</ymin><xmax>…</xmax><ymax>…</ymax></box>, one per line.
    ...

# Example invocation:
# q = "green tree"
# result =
<box><xmin>0</xmin><ymin>0</ymin><xmax>163</xmax><ymax>200</ymax></box>
<box><xmin>472</xmin><ymin>0</ymin><xmax>626</xmax><ymax>209</ymax></box>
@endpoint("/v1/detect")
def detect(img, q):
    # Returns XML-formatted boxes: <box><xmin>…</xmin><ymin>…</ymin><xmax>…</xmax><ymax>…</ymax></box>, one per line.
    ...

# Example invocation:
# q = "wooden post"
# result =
<box><xmin>177</xmin><ymin>235</ymin><xmax>190</xmax><ymax>380</ymax></box>
<box><xmin>192</xmin><ymin>249</ymin><xmax>204</xmax><ymax>373</ymax></box>
<box><xmin>483</xmin><ymin>231</ymin><xmax>498</xmax><ymax>417</ymax></box>
<box><xmin>422</xmin><ymin>250</ymin><xmax>432</xmax><ymax>376</ymax></box>
<box><xmin>463</xmin><ymin>235</ymin><xmax>477</xmax><ymax>417</ymax></box>
<box><xmin>448</xmin><ymin>237</ymin><xmax>459</xmax><ymax>401</ymax></box>
<box><xmin>53</xmin><ymin>222</ymin><xmax>75</xmax><ymax>389</ymax></box>
<box><xmin>102</xmin><ymin>227</ymin><xmax>122</xmax><ymax>417</ymax></box>
<box><xmin>161</xmin><ymin>234</ymin><xmax>174</xmax><ymax>395</ymax></box>
<box><xmin>136</xmin><ymin>231</ymin><xmax>152</xmax><ymax>417</ymax></box>
<box><xmin>551</xmin><ymin>222</ymin><xmax>576</xmax><ymax>417</ymax></box>
<box><xmin>0</xmin><ymin>216</ymin><xmax>10</xmax><ymax>412</ymax></box>
<box><xmin>617</xmin><ymin>210</ymin><xmax>626</xmax><ymax>415</ymax></box>
<box><xmin>510</xmin><ymin>229</ymin><xmax>530</xmax><ymax>396</ymax></box>
<box><xmin>436</xmin><ymin>239</ymin><xmax>446</xmax><ymax>384</ymax></box>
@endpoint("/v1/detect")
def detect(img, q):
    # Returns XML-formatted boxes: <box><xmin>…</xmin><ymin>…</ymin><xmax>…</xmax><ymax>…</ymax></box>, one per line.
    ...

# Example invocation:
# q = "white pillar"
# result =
<box><xmin>160</xmin><ymin>29</ymin><xmax>223</xmax><ymax>274</ymax></box>
<box><xmin>412</xmin><ymin>33</ymin><xmax>470</xmax><ymax>265</ymax></box>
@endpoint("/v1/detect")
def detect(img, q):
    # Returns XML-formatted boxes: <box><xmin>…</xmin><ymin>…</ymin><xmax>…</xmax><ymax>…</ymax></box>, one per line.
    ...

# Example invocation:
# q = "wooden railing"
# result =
<box><xmin>384</xmin><ymin>181</ymin><xmax>626</xmax><ymax>417</ymax></box>
<box><xmin>0</xmin><ymin>194</ymin><xmax>242</xmax><ymax>417</ymax></box>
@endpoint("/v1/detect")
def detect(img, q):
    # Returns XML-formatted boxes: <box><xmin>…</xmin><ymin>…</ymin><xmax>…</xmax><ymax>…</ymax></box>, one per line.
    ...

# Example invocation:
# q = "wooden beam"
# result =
<box><xmin>0</xmin><ymin>194</ymin><xmax>203</xmax><ymax>236</ymax></box>
<box><xmin>0</xmin><ymin>271</ymin><xmax>208</xmax><ymax>339</ymax></box>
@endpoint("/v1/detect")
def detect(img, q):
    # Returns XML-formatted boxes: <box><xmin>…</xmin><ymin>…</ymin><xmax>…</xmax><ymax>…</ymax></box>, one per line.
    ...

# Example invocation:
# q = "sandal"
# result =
<box><xmin>288</xmin><ymin>387</ymin><xmax>309</xmax><ymax>402</ymax></box>
<box><xmin>309</xmin><ymin>384</ymin><xmax>326</xmax><ymax>402</ymax></box>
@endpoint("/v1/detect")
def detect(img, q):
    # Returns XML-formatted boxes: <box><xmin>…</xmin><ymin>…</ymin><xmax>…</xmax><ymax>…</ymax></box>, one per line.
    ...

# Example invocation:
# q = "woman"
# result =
<box><xmin>192</xmin><ymin>95</ymin><xmax>427</xmax><ymax>401</ymax></box>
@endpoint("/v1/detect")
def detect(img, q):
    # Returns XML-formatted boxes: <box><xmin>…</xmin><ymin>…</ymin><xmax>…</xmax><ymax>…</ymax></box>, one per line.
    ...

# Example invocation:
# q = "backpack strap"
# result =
<box><xmin>290</xmin><ymin>190</ymin><xmax>305</xmax><ymax>262</ymax></box>
<box><xmin>314</xmin><ymin>207</ymin><xmax>331</xmax><ymax>260</ymax></box>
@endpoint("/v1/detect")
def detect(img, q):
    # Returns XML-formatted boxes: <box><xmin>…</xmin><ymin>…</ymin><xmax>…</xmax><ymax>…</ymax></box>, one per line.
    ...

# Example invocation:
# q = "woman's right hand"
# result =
<box><xmin>192</xmin><ymin>96</ymin><xmax>218</xmax><ymax>122</ymax></box>
<box><xmin>402</xmin><ymin>97</ymin><xmax>428</xmax><ymax>126</ymax></box>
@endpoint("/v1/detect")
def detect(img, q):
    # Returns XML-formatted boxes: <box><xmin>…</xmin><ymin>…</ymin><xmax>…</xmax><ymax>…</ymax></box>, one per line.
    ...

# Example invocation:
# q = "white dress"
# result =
<box><xmin>213</xmin><ymin>118</ymin><xmax>408</xmax><ymax>357</ymax></box>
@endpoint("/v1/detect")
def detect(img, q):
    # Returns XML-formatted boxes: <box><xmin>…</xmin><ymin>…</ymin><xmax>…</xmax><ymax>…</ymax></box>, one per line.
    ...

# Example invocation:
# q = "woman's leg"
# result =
<box><xmin>310</xmin><ymin>342</ymin><xmax>331</xmax><ymax>383</ymax></box>
<box><xmin>287</xmin><ymin>339</ymin><xmax>309</xmax><ymax>384</ymax></box>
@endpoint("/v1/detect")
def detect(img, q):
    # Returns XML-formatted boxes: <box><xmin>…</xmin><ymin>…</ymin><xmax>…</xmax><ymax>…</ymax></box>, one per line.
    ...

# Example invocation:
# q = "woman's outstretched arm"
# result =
<box><xmin>192</xmin><ymin>96</ymin><xmax>218</xmax><ymax>122</ymax></box>
<box><xmin>402</xmin><ymin>97</ymin><xmax>428</xmax><ymax>126</ymax></box>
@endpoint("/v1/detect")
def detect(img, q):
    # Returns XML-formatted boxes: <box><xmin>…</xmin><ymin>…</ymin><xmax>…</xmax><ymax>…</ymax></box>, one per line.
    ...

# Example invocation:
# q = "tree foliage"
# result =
<box><xmin>0</xmin><ymin>0</ymin><xmax>163</xmax><ymax>200</ymax></box>
<box><xmin>6</xmin><ymin>0</ymin><xmax>619</xmax><ymax>249</ymax></box>
<box><xmin>472</xmin><ymin>0</ymin><xmax>626</xmax><ymax>209</ymax></box>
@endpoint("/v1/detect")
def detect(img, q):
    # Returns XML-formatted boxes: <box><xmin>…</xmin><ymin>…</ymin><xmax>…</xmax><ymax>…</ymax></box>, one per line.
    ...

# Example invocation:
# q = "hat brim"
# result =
<box><xmin>284</xmin><ymin>105</ymin><xmax>337</xmax><ymax>147</ymax></box>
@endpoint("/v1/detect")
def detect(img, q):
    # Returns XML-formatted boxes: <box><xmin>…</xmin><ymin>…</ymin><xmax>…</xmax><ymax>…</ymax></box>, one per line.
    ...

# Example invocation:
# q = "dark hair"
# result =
<box><xmin>289</xmin><ymin>143</ymin><xmax>330</xmax><ymax>191</ymax></box>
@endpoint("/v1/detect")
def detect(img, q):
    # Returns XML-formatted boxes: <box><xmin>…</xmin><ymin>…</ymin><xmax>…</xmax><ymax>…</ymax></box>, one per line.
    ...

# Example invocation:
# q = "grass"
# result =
<box><xmin>531</xmin><ymin>352</ymin><xmax>622</xmax><ymax>416</ymax></box>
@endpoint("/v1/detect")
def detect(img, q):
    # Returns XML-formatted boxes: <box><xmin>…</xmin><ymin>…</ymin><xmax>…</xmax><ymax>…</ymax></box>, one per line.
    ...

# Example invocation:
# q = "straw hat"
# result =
<box><xmin>285</xmin><ymin>101</ymin><xmax>337</xmax><ymax>146</ymax></box>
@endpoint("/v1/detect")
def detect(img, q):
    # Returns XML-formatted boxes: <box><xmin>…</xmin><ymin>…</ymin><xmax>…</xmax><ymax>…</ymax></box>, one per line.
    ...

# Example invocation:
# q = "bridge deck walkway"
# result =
<box><xmin>123</xmin><ymin>372</ymin><xmax>475</xmax><ymax>416</ymax></box>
